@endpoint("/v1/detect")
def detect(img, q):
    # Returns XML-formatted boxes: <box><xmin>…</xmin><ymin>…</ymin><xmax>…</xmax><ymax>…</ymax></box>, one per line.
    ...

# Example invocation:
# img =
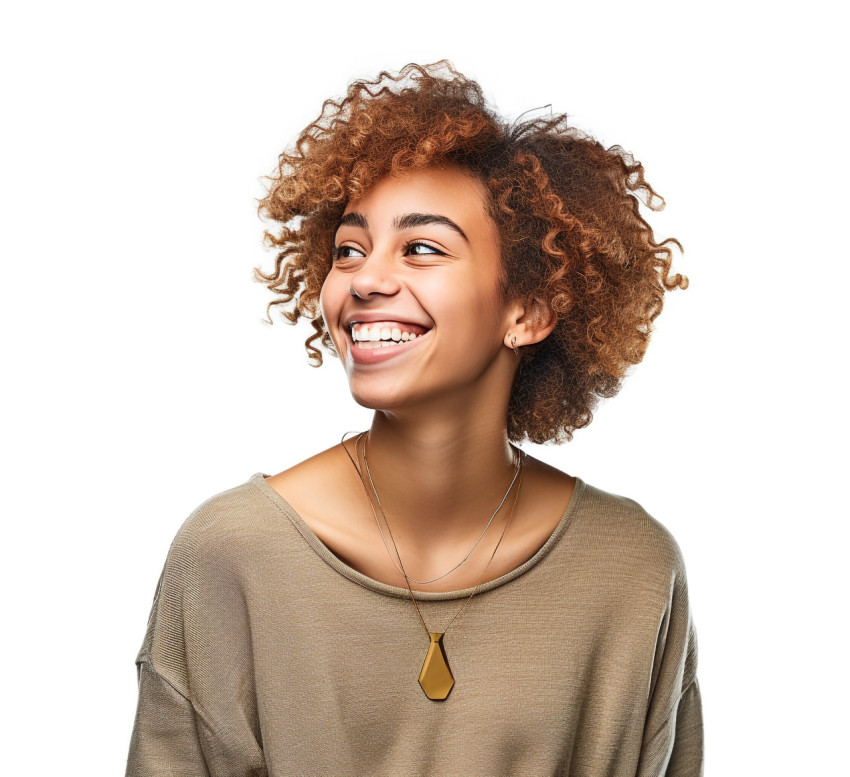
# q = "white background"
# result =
<box><xmin>2</xmin><ymin>0</ymin><xmax>847</xmax><ymax>772</ymax></box>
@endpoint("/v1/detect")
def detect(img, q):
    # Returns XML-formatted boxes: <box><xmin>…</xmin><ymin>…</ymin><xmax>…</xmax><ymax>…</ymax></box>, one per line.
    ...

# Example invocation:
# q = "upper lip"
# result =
<box><xmin>342</xmin><ymin>312</ymin><xmax>432</xmax><ymax>330</ymax></box>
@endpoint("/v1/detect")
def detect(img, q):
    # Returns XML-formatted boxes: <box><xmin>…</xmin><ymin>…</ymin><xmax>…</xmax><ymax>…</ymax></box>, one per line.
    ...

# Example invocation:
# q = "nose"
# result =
<box><xmin>347</xmin><ymin>247</ymin><xmax>401</xmax><ymax>299</ymax></box>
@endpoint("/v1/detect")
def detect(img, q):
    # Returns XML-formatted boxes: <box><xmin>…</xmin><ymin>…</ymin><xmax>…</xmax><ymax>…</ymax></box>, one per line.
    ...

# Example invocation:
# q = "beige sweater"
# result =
<box><xmin>126</xmin><ymin>473</ymin><xmax>702</xmax><ymax>776</ymax></box>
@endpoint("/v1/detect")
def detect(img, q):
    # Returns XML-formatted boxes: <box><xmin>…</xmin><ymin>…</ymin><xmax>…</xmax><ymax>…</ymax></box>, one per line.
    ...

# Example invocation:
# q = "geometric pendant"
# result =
<box><xmin>418</xmin><ymin>632</ymin><xmax>454</xmax><ymax>700</ymax></box>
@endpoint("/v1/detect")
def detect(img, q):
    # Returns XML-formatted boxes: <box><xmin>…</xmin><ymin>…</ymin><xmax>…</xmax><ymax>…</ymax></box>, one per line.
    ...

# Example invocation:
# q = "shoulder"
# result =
<box><xmin>263</xmin><ymin>443</ymin><xmax>358</xmax><ymax>526</ymax></box>
<box><xmin>173</xmin><ymin>474</ymin><xmax>272</xmax><ymax>541</ymax></box>
<box><xmin>162</xmin><ymin>473</ymin><xmax>289</xmax><ymax>583</ymax></box>
<box><xmin>571</xmin><ymin>479</ymin><xmax>688</xmax><ymax>582</ymax></box>
<box><xmin>140</xmin><ymin>475</ymin><xmax>288</xmax><ymax>690</ymax></box>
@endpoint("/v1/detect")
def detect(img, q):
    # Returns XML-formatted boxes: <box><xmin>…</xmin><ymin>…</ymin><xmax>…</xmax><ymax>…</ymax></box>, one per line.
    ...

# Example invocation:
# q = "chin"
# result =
<box><xmin>349</xmin><ymin>387</ymin><xmax>409</xmax><ymax>412</ymax></box>
<box><xmin>343</xmin><ymin>362</ymin><xmax>419</xmax><ymax>410</ymax></box>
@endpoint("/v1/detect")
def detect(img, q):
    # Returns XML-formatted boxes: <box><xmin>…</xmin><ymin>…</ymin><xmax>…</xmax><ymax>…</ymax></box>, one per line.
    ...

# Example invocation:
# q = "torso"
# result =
<box><xmin>265</xmin><ymin>443</ymin><xmax>576</xmax><ymax>593</ymax></box>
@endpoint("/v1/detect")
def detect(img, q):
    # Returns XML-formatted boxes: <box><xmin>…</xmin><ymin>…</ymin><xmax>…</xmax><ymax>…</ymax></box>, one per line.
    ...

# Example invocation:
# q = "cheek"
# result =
<box><xmin>433</xmin><ymin>274</ymin><xmax>506</xmax><ymax>341</ymax></box>
<box><xmin>319</xmin><ymin>272</ymin><xmax>342</xmax><ymax>323</ymax></box>
<box><xmin>318</xmin><ymin>273</ymin><xmax>349</xmax><ymax>352</ymax></box>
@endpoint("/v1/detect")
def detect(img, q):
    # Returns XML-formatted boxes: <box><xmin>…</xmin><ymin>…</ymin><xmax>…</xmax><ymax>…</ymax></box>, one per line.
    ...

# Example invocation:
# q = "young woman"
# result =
<box><xmin>126</xmin><ymin>62</ymin><xmax>702</xmax><ymax>776</ymax></box>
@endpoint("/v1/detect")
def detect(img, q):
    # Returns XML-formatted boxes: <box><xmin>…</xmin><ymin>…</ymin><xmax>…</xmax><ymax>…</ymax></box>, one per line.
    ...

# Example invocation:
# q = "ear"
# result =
<box><xmin>503</xmin><ymin>295</ymin><xmax>557</xmax><ymax>351</ymax></box>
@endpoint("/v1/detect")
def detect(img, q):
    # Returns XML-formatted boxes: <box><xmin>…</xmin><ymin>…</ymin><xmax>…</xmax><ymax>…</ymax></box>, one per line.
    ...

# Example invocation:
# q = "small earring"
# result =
<box><xmin>510</xmin><ymin>335</ymin><xmax>520</xmax><ymax>356</ymax></box>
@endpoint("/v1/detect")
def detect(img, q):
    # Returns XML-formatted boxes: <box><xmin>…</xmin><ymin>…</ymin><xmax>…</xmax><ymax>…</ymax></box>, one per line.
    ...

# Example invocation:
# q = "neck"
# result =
<box><xmin>359</xmin><ymin>408</ymin><xmax>518</xmax><ymax>546</ymax></box>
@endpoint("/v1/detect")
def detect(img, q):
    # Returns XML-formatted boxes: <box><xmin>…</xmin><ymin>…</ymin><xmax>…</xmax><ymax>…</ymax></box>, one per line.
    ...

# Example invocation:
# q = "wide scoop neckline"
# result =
<box><xmin>249</xmin><ymin>470</ymin><xmax>586</xmax><ymax>602</ymax></box>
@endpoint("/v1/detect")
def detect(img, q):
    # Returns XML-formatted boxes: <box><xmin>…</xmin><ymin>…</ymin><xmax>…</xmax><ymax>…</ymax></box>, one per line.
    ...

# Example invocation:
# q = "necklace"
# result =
<box><xmin>343</xmin><ymin>431</ymin><xmax>522</xmax><ymax>585</ymax></box>
<box><xmin>342</xmin><ymin>431</ymin><xmax>524</xmax><ymax>700</ymax></box>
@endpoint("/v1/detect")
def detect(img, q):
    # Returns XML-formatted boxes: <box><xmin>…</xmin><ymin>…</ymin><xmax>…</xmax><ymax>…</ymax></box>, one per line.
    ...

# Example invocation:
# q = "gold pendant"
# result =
<box><xmin>418</xmin><ymin>633</ymin><xmax>455</xmax><ymax>700</ymax></box>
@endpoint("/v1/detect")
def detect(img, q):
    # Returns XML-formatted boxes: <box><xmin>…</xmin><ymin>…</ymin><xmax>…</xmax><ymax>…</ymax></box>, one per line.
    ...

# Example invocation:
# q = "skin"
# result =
<box><xmin>266</xmin><ymin>165</ymin><xmax>576</xmax><ymax>593</ymax></box>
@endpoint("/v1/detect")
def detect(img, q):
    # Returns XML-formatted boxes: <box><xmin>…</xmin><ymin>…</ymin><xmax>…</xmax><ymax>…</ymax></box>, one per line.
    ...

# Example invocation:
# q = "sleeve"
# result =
<box><xmin>665</xmin><ymin>678</ymin><xmax>703</xmax><ymax>775</ymax></box>
<box><xmin>636</xmin><ymin>548</ymin><xmax>704</xmax><ymax>777</ymax></box>
<box><xmin>125</xmin><ymin>514</ymin><xmax>268</xmax><ymax>777</ymax></box>
<box><xmin>126</xmin><ymin>660</ymin><xmax>211</xmax><ymax>777</ymax></box>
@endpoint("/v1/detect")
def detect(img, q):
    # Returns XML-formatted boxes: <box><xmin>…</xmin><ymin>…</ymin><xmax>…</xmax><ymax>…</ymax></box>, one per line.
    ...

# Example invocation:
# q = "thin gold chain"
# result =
<box><xmin>343</xmin><ymin>431</ymin><xmax>521</xmax><ymax>585</ymax></box>
<box><xmin>341</xmin><ymin>430</ymin><xmax>524</xmax><ymax>637</ymax></box>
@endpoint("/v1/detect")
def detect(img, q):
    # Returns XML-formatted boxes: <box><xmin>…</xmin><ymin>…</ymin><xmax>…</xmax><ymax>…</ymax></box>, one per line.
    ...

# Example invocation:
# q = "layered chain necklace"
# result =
<box><xmin>342</xmin><ymin>431</ymin><xmax>524</xmax><ymax>700</ymax></box>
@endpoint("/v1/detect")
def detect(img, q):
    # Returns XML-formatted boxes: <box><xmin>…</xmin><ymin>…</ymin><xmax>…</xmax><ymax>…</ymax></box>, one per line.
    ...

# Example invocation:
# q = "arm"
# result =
<box><xmin>126</xmin><ymin>661</ymin><xmax>211</xmax><ymax>777</ymax></box>
<box><xmin>637</xmin><ymin>553</ymin><xmax>704</xmax><ymax>777</ymax></box>
<box><xmin>125</xmin><ymin>510</ymin><xmax>267</xmax><ymax>777</ymax></box>
<box><xmin>126</xmin><ymin>659</ymin><xmax>267</xmax><ymax>777</ymax></box>
<box><xmin>666</xmin><ymin>678</ymin><xmax>703</xmax><ymax>776</ymax></box>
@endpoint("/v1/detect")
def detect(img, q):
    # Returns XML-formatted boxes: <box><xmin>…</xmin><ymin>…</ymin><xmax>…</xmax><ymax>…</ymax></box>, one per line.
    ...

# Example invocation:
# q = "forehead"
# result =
<box><xmin>342</xmin><ymin>166</ymin><xmax>492</xmax><ymax>224</ymax></box>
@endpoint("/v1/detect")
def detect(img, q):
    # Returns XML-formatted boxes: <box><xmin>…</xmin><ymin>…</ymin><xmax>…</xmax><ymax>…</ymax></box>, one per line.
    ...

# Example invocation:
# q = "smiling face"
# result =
<box><xmin>320</xmin><ymin>165</ymin><xmax>523</xmax><ymax>416</ymax></box>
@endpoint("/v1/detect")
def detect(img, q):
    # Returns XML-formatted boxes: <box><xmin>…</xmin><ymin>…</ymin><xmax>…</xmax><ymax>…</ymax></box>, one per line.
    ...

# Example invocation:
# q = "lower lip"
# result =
<box><xmin>348</xmin><ymin>331</ymin><xmax>430</xmax><ymax>365</ymax></box>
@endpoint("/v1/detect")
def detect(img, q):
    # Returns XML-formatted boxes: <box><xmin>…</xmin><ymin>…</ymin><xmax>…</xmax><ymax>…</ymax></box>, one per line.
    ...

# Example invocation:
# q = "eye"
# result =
<box><xmin>334</xmin><ymin>244</ymin><xmax>366</xmax><ymax>261</ymax></box>
<box><xmin>403</xmin><ymin>241</ymin><xmax>444</xmax><ymax>256</ymax></box>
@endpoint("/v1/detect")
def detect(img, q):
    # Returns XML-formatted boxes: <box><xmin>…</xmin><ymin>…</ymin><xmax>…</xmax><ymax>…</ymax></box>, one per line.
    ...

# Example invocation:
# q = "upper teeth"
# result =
<box><xmin>351</xmin><ymin>323</ymin><xmax>422</xmax><ymax>343</ymax></box>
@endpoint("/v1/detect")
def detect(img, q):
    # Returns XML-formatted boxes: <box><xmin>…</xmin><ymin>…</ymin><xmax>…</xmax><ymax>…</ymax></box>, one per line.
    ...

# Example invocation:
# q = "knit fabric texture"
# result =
<box><xmin>126</xmin><ymin>473</ymin><xmax>703</xmax><ymax>776</ymax></box>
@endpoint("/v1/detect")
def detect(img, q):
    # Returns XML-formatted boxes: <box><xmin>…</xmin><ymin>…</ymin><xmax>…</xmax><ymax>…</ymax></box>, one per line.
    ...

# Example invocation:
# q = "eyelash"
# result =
<box><xmin>402</xmin><ymin>240</ymin><xmax>443</xmax><ymax>256</ymax></box>
<box><xmin>333</xmin><ymin>245</ymin><xmax>363</xmax><ymax>260</ymax></box>
<box><xmin>333</xmin><ymin>241</ymin><xmax>445</xmax><ymax>260</ymax></box>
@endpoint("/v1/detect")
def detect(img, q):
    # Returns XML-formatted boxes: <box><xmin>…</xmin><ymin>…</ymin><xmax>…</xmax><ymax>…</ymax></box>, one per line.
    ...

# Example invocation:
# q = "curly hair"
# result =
<box><xmin>255</xmin><ymin>61</ymin><xmax>686</xmax><ymax>444</ymax></box>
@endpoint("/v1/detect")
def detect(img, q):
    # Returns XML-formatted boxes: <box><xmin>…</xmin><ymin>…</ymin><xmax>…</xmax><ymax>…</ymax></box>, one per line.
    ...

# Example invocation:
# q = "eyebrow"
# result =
<box><xmin>335</xmin><ymin>211</ymin><xmax>469</xmax><ymax>242</ymax></box>
<box><xmin>337</xmin><ymin>212</ymin><xmax>368</xmax><ymax>231</ymax></box>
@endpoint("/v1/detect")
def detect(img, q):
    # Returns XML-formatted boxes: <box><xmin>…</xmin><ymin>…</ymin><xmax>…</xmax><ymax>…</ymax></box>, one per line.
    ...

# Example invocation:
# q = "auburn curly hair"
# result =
<box><xmin>255</xmin><ymin>61</ymin><xmax>686</xmax><ymax>444</ymax></box>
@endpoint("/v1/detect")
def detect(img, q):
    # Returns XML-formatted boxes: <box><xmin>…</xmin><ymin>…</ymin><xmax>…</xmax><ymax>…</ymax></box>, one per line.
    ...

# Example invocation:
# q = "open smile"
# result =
<box><xmin>347</xmin><ymin>320</ymin><xmax>432</xmax><ymax>364</ymax></box>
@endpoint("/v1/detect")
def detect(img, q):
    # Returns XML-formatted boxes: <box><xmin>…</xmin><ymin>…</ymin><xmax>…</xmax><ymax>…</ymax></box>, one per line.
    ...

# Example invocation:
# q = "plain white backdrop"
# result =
<box><xmin>2</xmin><ymin>0</ymin><xmax>847</xmax><ymax>772</ymax></box>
